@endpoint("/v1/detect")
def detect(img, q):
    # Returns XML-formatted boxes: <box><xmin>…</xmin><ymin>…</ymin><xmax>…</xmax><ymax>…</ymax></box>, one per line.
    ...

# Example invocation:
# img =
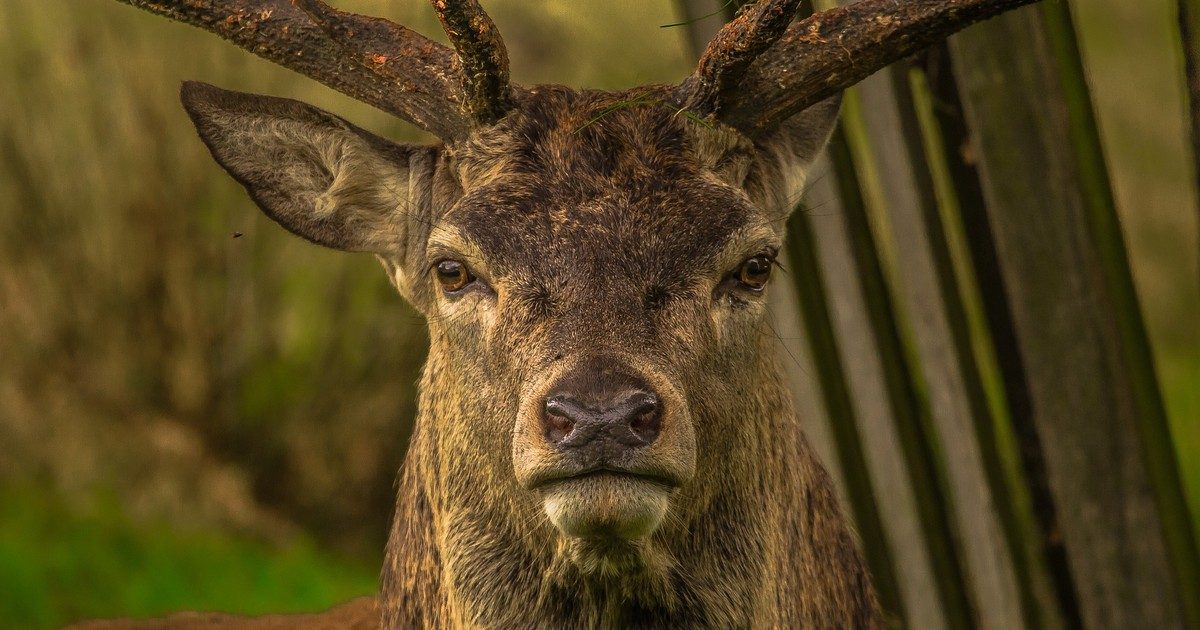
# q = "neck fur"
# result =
<box><xmin>379</xmin><ymin>355</ymin><xmax>880</xmax><ymax>628</ymax></box>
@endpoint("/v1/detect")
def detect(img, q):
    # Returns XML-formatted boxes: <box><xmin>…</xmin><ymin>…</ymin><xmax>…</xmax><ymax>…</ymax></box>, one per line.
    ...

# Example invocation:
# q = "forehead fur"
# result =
<box><xmin>453</xmin><ymin>86</ymin><xmax>754</xmax><ymax>187</ymax></box>
<box><xmin>438</xmin><ymin>87</ymin><xmax>770</xmax><ymax>282</ymax></box>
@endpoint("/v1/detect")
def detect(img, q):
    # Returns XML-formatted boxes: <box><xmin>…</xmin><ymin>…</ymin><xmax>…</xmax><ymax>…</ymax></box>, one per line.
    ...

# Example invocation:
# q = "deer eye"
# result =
<box><xmin>735</xmin><ymin>255</ymin><xmax>774</xmax><ymax>291</ymax></box>
<box><xmin>434</xmin><ymin>259</ymin><xmax>474</xmax><ymax>293</ymax></box>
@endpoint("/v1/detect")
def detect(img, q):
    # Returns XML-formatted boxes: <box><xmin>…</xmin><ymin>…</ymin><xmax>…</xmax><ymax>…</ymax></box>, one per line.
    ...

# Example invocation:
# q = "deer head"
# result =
<box><xmin>124</xmin><ymin>0</ymin><xmax>1037</xmax><ymax>624</ymax></box>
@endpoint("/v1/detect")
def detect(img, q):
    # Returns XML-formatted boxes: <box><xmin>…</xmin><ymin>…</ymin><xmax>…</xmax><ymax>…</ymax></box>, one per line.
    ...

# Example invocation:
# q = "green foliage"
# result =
<box><xmin>0</xmin><ymin>487</ymin><xmax>376</xmax><ymax>629</ymax></box>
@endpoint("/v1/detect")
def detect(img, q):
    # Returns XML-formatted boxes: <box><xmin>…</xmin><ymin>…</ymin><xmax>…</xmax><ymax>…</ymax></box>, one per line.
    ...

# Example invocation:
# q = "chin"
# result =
<box><xmin>541</xmin><ymin>472</ymin><xmax>672</xmax><ymax>542</ymax></box>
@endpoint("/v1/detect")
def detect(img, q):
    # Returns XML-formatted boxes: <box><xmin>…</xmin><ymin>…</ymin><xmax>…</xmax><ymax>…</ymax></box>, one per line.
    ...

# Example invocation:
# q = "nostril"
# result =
<box><xmin>543</xmin><ymin>397</ymin><xmax>576</xmax><ymax>444</ymax></box>
<box><xmin>627</xmin><ymin>393</ymin><xmax>661</xmax><ymax>444</ymax></box>
<box><xmin>541</xmin><ymin>385</ymin><xmax>663</xmax><ymax>451</ymax></box>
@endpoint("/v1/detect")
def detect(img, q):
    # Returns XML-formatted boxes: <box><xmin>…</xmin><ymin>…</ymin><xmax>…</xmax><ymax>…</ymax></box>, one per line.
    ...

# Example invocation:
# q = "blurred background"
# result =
<box><xmin>0</xmin><ymin>0</ymin><xmax>1194</xmax><ymax>627</ymax></box>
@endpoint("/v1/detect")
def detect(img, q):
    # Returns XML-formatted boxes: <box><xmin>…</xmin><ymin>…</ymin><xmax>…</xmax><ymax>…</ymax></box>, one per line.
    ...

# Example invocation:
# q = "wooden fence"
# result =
<box><xmin>676</xmin><ymin>1</ymin><xmax>1200</xmax><ymax>627</ymax></box>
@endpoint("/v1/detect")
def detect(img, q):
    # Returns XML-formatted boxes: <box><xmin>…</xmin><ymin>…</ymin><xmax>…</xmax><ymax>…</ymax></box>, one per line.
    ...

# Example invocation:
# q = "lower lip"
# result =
<box><xmin>541</xmin><ymin>473</ymin><xmax>672</xmax><ymax>540</ymax></box>
<box><xmin>539</xmin><ymin>470</ymin><xmax>677</xmax><ymax>491</ymax></box>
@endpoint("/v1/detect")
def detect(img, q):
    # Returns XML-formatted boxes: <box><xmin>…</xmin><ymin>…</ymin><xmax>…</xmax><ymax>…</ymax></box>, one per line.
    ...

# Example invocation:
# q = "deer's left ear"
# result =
<box><xmin>742</xmin><ymin>94</ymin><xmax>842</xmax><ymax>219</ymax></box>
<box><xmin>181</xmin><ymin>81</ymin><xmax>430</xmax><ymax>256</ymax></box>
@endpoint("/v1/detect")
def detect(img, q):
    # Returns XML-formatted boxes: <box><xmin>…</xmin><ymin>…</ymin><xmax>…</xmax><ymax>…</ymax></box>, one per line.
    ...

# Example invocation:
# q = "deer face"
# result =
<box><xmin>439</xmin><ymin>88</ymin><xmax>785</xmax><ymax>546</ymax></box>
<box><xmin>182</xmin><ymin>82</ymin><xmax>837</xmax><ymax>567</ymax></box>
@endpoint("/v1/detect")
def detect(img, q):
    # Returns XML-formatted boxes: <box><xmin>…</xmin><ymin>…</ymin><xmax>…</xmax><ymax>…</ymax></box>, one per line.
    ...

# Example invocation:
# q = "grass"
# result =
<box><xmin>0</xmin><ymin>486</ymin><xmax>377</xmax><ymax>629</ymax></box>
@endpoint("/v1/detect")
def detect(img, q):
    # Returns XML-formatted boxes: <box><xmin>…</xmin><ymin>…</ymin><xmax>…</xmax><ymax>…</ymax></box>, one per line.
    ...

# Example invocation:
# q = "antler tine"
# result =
<box><xmin>293</xmin><ymin>0</ymin><xmax>471</xmax><ymax>140</ymax></box>
<box><xmin>695</xmin><ymin>0</ymin><xmax>1042</xmax><ymax>137</ymax></box>
<box><xmin>430</xmin><ymin>0</ymin><xmax>516</xmax><ymax>126</ymax></box>
<box><xmin>116</xmin><ymin>0</ymin><xmax>470</xmax><ymax>140</ymax></box>
<box><xmin>677</xmin><ymin>0</ymin><xmax>804</xmax><ymax>119</ymax></box>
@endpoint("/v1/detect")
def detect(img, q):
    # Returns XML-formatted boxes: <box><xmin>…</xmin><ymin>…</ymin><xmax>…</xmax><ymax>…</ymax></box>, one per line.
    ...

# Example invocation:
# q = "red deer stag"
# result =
<box><xmin>81</xmin><ymin>0</ymin><xmax>1039</xmax><ymax>627</ymax></box>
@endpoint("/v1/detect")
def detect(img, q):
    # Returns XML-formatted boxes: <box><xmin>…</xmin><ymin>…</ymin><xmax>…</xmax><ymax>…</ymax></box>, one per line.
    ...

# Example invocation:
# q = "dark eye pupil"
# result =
<box><xmin>739</xmin><ymin>256</ymin><xmax>772</xmax><ymax>288</ymax></box>
<box><xmin>435</xmin><ymin>260</ymin><xmax>470</xmax><ymax>291</ymax></box>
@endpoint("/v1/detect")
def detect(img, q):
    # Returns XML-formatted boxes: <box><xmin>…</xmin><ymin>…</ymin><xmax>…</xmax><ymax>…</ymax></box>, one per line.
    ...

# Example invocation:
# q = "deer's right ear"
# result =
<box><xmin>180</xmin><ymin>81</ymin><xmax>428</xmax><ymax>256</ymax></box>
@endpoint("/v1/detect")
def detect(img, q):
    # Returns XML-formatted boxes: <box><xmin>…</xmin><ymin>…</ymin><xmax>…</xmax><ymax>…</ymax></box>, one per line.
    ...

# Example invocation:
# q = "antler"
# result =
<box><xmin>678</xmin><ymin>0</ymin><xmax>1041</xmax><ymax>137</ymax></box>
<box><xmin>118</xmin><ymin>0</ymin><xmax>1041</xmax><ymax>141</ymax></box>
<box><xmin>115</xmin><ymin>1</ymin><xmax>465</xmax><ymax>139</ymax></box>
<box><xmin>679</xmin><ymin>0</ymin><xmax>804</xmax><ymax>118</ymax></box>
<box><xmin>291</xmin><ymin>0</ymin><xmax>467</xmax><ymax>139</ymax></box>
<box><xmin>115</xmin><ymin>0</ymin><xmax>513</xmax><ymax>141</ymax></box>
<box><xmin>431</xmin><ymin>0</ymin><xmax>515</xmax><ymax>125</ymax></box>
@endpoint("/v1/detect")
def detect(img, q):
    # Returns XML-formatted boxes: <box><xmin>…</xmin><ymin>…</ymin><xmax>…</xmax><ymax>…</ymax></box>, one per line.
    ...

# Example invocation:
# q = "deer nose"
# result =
<box><xmin>543</xmin><ymin>390</ymin><xmax>662</xmax><ymax>452</ymax></box>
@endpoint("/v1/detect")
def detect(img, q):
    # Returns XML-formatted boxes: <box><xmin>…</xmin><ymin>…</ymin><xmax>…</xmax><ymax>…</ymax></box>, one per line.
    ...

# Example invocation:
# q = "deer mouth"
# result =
<box><xmin>535</xmin><ymin>467</ymin><xmax>677</xmax><ymax>541</ymax></box>
<box><xmin>528</xmin><ymin>467</ymin><xmax>680</xmax><ymax>492</ymax></box>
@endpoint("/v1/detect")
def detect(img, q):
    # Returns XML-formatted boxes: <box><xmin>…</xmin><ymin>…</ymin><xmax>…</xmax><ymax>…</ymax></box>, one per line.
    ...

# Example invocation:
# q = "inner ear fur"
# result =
<box><xmin>180</xmin><ymin>81</ymin><xmax>420</xmax><ymax>254</ymax></box>
<box><xmin>742</xmin><ymin>93</ymin><xmax>842</xmax><ymax>220</ymax></box>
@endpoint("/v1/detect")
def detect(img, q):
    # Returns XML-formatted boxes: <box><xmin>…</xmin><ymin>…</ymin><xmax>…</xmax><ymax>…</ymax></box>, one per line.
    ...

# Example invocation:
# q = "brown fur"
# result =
<box><xmin>159</xmin><ymin>81</ymin><xmax>880</xmax><ymax>628</ymax></box>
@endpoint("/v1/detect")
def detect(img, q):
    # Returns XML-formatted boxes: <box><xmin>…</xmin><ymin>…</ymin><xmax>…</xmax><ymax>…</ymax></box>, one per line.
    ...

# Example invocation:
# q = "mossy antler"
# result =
<box><xmin>118</xmin><ymin>0</ymin><xmax>1038</xmax><ymax>140</ymax></box>
<box><xmin>684</xmin><ymin>0</ymin><xmax>1041</xmax><ymax>136</ymax></box>
<box><xmin>430</xmin><ymin>0</ymin><xmax>515</xmax><ymax>125</ymax></box>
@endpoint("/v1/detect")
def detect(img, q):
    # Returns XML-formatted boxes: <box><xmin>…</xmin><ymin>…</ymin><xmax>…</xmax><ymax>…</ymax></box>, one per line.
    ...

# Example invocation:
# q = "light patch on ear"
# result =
<box><xmin>738</xmin><ymin>94</ymin><xmax>843</xmax><ymax>224</ymax></box>
<box><xmin>756</xmin><ymin>135</ymin><xmax>818</xmax><ymax>215</ymax></box>
<box><xmin>313</xmin><ymin>192</ymin><xmax>338</xmax><ymax>218</ymax></box>
<box><xmin>209</xmin><ymin>109</ymin><xmax>405</xmax><ymax>251</ymax></box>
<box><xmin>313</xmin><ymin>129</ymin><xmax>406</xmax><ymax>224</ymax></box>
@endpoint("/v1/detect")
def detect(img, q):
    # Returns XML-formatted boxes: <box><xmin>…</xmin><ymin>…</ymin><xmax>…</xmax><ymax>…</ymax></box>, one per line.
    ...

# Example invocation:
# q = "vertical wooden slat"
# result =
<box><xmin>948</xmin><ymin>3</ymin><xmax>1200</xmax><ymax>627</ymax></box>
<box><xmin>1180</xmin><ymin>0</ymin><xmax>1200</xmax><ymax>289</ymax></box>
<box><xmin>766</xmin><ymin>255</ymin><xmax>851</xmax><ymax>509</ymax></box>
<box><xmin>916</xmin><ymin>44</ymin><xmax>1077</xmax><ymax>629</ymax></box>
<box><xmin>1042</xmin><ymin>4</ymin><xmax>1200</xmax><ymax>624</ymax></box>
<box><xmin>852</xmin><ymin>66</ymin><xmax>1029</xmax><ymax>629</ymax></box>
<box><xmin>800</xmin><ymin>151</ymin><xmax>947</xmax><ymax>629</ymax></box>
<box><xmin>811</xmin><ymin>0</ymin><xmax>980</xmax><ymax>620</ymax></box>
<box><xmin>839</xmin><ymin>90</ymin><xmax>986</xmax><ymax>630</ymax></box>
<box><xmin>779</xmin><ymin>186</ymin><xmax>907</xmax><ymax>622</ymax></box>
<box><xmin>797</xmin><ymin>5</ymin><xmax>975</xmax><ymax>619</ymax></box>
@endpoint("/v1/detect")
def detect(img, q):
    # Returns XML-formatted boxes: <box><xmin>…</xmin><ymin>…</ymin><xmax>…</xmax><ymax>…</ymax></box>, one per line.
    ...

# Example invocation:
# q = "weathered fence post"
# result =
<box><xmin>948</xmin><ymin>2</ymin><xmax>1200</xmax><ymax>627</ymax></box>
<box><xmin>852</xmin><ymin>63</ymin><xmax>1032</xmax><ymax>629</ymax></box>
<box><xmin>916</xmin><ymin>42</ymin><xmax>1079</xmax><ymax>629</ymax></box>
